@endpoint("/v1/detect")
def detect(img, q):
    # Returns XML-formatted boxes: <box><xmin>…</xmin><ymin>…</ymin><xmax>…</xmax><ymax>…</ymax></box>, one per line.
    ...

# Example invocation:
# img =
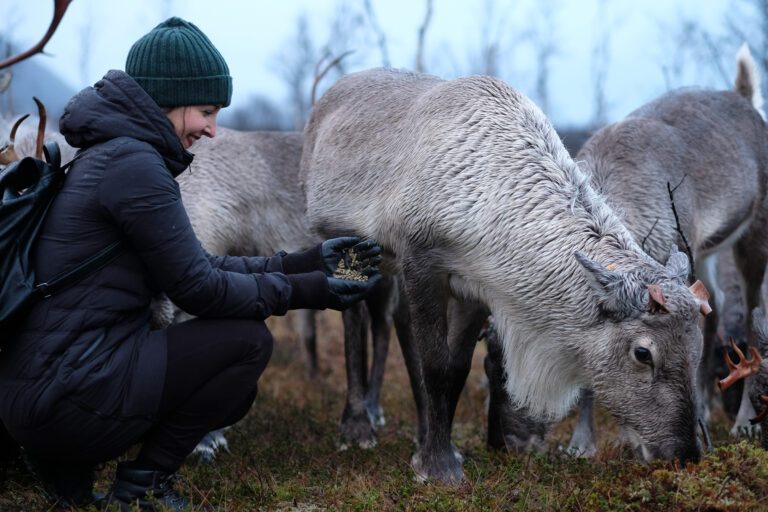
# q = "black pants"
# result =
<box><xmin>137</xmin><ymin>317</ymin><xmax>274</xmax><ymax>471</ymax></box>
<box><xmin>15</xmin><ymin>318</ymin><xmax>273</xmax><ymax>474</ymax></box>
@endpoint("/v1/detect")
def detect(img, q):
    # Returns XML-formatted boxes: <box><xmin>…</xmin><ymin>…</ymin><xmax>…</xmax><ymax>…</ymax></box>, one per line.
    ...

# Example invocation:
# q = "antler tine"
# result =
<box><xmin>33</xmin><ymin>97</ymin><xmax>46</xmax><ymax>160</ymax></box>
<box><xmin>0</xmin><ymin>113</ymin><xmax>30</xmax><ymax>165</ymax></box>
<box><xmin>9</xmin><ymin>113</ymin><xmax>30</xmax><ymax>143</ymax></box>
<box><xmin>0</xmin><ymin>0</ymin><xmax>74</xmax><ymax>70</ymax></box>
<box><xmin>718</xmin><ymin>338</ymin><xmax>763</xmax><ymax>391</ymax></box>
<box><xmin>749</xmin><ymin>395</ymin><xmax>768</xmax><ymax>425</ymax></box>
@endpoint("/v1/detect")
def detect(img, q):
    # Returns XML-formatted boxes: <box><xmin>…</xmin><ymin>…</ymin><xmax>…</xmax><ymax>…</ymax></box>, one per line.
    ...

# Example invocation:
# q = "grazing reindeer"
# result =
<box><xmin>563</xmin><ymin>44</ymin><xmax>768</xmax><ymax>457</ymax></box>
<box><xmin>301</xmin><ymin>67</ymin><xmax>711</xmax><ymax>482</ymax></box>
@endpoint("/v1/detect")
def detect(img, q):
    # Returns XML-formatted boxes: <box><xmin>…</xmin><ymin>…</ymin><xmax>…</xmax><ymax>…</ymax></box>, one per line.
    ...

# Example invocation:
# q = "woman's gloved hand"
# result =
<box><xmin>326</xmin><ymin>274</ymin><xmax>382</xmax><ymax>310</ymax></box>
<box><xmin>320</xmin><ymin>236</ymin><xmax>382</xmax><ymax>277</ymax></box>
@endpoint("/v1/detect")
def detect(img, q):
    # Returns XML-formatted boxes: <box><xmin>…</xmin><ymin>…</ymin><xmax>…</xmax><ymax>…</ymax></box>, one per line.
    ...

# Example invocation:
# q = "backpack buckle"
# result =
<box><xmin>36</xmin><ymin>282</ymin><xmax>51</xmax><ymax>299</ymax></box>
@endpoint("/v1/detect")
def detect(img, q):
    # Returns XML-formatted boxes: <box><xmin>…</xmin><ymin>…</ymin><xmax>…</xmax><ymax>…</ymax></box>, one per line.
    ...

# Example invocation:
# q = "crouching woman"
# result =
<box><xmin>0</xmin><ymin>17</ymin><xmax>381</xmax><ymax>511</ymax></box>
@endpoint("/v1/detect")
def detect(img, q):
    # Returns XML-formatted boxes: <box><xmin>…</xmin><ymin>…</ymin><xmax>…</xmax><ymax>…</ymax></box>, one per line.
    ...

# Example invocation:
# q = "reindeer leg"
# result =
<box><xmin>363</xmin><ymin>275</ymin><xmax>397</xmax><ymax>427</ymax></box>
<box><xmin>567</xmin><ymin>389</ymin><xmax>597</xmax><ymax>458</ymax></box>
<box><xmin>293</xmin><ymin>309</ymin><xmax>318</xmax><ymax>379</ymax></box>
<box><xmin>695</xmin><ymin>254</ymin><xmax>723</xmax><ymax>422</ymax></box>
<box><xmin>391</xmin><ymin>273</ymin><xmax>428</xmax><ymax>447</ymax></box>
<box><xmin>400</xmin><ymin>254</ymin><xmax>464</xmax><ymax>483</ymax></box>
<box><xmin>446</xmin><ymin>299</ymin><xmax>488</xmax><ymax>459</ymax></box>
<box><xmin>339</xmin><ymin>301</ymin><xmax>375</xmax><ymax>449</ymax></box>
<box><xmin>730</xmin><ymin>224</ymin><xmax>768</xmax><ymax>438</ymax></box>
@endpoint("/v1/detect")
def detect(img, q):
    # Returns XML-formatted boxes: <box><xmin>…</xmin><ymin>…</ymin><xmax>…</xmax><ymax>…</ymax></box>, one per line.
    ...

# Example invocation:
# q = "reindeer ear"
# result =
<box><xmin>665</xmin><ymin>250</ymin><xmax>690</xmax><ymax>283</ymax></box>
<box><xmin>647</xmin><ymin>284</ymin><xmax>669</xmax><ymax>313</ymax></box>
<box><xmin>574</xmin><ymin>251</ymin><xmax>629</xmax><ymax>316</ymax></box>
<box><xmin>751</xmin><ymin>307</ymin><xmax>768</xmax><ymax>355</ymax></box>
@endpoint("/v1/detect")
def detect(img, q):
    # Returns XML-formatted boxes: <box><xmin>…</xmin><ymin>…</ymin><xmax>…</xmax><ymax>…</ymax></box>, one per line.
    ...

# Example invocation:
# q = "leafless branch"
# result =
<box><xmin>311</xmin><ymin>50</ymin><xmax>354</xmax><ymax>107</ymax></box>
<box><xmin>415</xmin><ymin>0</ymin><xmax>433</xmax><ymax>73</ymax></box>
<box><xmin>363</xmin><ymin>0</ymin><xmax>390</xmax><ymax>67</ymax></box>
<box><xmin>667</xmin><ymin>176</ymin><xmax>695</xmax><ymax>280</ymax></box>
<box><xmin>0</xmin><ymin>0</ymin><xmax>73</xmax><ymax>69</ymax></box>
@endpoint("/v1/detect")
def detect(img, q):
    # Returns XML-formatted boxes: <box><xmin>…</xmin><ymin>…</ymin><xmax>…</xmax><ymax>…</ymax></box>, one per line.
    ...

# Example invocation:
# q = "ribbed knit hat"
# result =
<box><xmin>125</xmin><ymin>17</ymin><xmax>232</xmax><ymax>108</ymax></box>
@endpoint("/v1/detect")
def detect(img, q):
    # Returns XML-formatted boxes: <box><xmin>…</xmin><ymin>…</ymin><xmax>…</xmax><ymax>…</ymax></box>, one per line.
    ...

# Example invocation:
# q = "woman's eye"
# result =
<box><xmin>634</xmin><ymin>346</ymin><xmax>653</xmax><ymax>366</ymax></box>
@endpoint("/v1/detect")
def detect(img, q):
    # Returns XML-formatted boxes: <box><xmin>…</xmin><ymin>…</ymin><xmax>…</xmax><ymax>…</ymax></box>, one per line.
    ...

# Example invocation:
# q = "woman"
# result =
<box><xmin>0</xmin><ymin>17</ymin><xmax>381</xmax><ymax>510</ymax></box>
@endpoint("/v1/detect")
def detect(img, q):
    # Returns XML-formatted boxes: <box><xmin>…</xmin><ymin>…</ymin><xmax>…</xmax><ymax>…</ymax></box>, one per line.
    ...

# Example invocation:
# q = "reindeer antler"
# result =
<box><xmin>33</xmin><ymin>97</ymin><xmax>47</xmax><ymax>160</ymax></box>
<box><xmin>718</xmin><ymin>338</ymin><xmax>763</xmax><ymax>391</ymax></box>
<box><xmin>0</xmin><ymin>0</ymin><xmax>73</xmax><ymax>70</ymax></box>
<box><xmin>0</xmin><ymin>113</ymin><xmax>30</xmax><ymax>165</ymax></box>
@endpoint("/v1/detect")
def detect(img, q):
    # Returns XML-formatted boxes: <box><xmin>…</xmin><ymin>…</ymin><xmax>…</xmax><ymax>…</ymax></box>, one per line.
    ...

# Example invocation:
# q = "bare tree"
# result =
<box><xmin>79</xmin><ymin>9</ymin><xmax>94</xmax><ymax>86</ymax></box>
<box><xmin>590</xmin><ymin>0</ymin><xmax>620</xmax><ymax>127</ymax></box>
<box><xmin>363</xmin><ymin>0</ymin><xmax>390</xmax><ymax>67</ymax></box>
<box><xmin>415</xmin><ymin>0</ymin><xmax>433</xmax><ymax>73</ymax></box>
<box><xmin>273</xmin><ymin>14</ymin><xmax>316</xmax><ymax>130</ymax></box>
<box><xmin>525</xmin><ymin>1</ymin><xmax>560</xmax><ymax>117</ymax></box>
<box><xmin>659</xmin><ymin>18</ymin><xmax>699</xmax><ymax>91</ymax></box>
<box><xmin>223</xmin><ymin>94</ymin><xmax>287</xmax><ymax>131</ymax></box>
<box><xmin>273</xmin><ymin>2</ymin><xmax>370</xmax><ymax>130</ymax></box>
<box><xmin>469</xmin><ymin>0</ymin><xmax>503</xmax><ymax>77</ymax></box>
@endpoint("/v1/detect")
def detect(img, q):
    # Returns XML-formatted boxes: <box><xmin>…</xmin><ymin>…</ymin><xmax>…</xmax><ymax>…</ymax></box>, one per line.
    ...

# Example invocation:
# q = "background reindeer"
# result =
<box><xmin>301</xmin><ymin>67</ymin><xmax>711</xmax><ymax>483</ymax></box>
<box><xmin>559</xmin><ymin>43</ymin><xmax>768</xmax><ymax>458</ymax></box>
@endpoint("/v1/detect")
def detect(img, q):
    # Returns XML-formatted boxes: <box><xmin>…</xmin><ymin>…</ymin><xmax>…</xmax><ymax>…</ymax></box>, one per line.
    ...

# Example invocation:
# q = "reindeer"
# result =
<box><xmin>301</xmin><ymin>67</ymin><xmax>711</xmax><ymax>482</ymax></box>
<box><xmin>560</xmin><ymin>44</ymin><xmax>768</xmax><ymax>458</ymax></box>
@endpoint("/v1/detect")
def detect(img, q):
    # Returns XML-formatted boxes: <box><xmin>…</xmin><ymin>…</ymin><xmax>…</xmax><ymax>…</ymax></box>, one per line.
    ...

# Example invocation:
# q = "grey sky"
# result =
<box><xmin>5</xmin><ymin>0</ymin><xmax>740</xmax><ymax>127</ymax></box>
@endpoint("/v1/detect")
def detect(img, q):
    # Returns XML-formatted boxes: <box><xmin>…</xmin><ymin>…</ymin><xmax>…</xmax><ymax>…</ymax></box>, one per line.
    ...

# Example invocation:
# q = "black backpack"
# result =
<box><xmin>0</xmin><ymin>142</ymin><xmax>124</xmax><ymax>345</ymax></box>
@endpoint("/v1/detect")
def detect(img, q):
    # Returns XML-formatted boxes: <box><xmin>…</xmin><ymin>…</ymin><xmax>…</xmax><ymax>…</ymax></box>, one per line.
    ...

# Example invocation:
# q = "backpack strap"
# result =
<box><xmin>34</xmin><ymin>240</ymin><xmax>126</xmax><ymax>299</ymax></box>
<box><xmin>42</xmin><ymin>142</ymin><xmax>60</xmax><ymax>171</ymax></box>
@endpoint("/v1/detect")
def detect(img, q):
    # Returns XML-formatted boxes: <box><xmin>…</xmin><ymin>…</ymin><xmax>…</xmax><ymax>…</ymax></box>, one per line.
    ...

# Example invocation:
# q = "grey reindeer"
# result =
<box><xmin>563</xmin><ymin>43</ymin><xmax>768</xmax><ymax>458</ymax></box>
<box><xmin>301</xmin><ymin>67</ymin><xmax>711</xmax><ymax>482</ymax></box>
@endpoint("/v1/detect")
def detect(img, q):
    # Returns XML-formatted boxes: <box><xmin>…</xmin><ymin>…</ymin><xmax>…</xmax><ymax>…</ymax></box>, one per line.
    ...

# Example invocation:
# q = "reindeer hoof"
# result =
<box><xmin>411</xmin><ymin>449</ymin><xmax>465</xmax><ymax>484</ymax></box>
<box><xmin>339</xmin><ymin>407</ymin><xmax>377</xmax><ymax>450</ymax></box>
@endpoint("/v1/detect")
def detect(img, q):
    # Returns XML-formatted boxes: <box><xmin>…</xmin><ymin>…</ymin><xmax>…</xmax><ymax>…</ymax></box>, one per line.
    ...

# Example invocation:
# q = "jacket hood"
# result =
<box><xmin>59</xmin><ymin>70</ymin><xmax>193</xmax><ymax>176</ymax></box>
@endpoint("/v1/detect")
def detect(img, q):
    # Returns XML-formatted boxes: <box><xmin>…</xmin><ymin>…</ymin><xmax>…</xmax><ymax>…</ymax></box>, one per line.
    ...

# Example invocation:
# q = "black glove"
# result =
<box><xmin>326</xmin><ymin>274</ymin><xmax>382</xmax><ymax>311</ymax></box>
<box><xmin>320</xmin><ymin>236</ymin><xmax>382</xmax><ymax>277</ymax></box>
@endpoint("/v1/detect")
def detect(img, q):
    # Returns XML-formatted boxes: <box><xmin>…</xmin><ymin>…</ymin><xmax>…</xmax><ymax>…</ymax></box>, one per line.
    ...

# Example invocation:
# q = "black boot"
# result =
<box><xmin>22</xmin><ymin>453</ymin><xmax>104</xmax><ymax>510</ymax></box>
<box><xmin>106</xmin><ymin>462</ymin><xmax>189</xmax><ymax>511</ymax></box>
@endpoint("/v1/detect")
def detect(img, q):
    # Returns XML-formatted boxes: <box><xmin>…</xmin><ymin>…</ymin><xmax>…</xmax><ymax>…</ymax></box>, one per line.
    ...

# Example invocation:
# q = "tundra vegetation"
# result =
<box><xmin>1</xmin><ymin>312</ymin><xmax>767</xmax><ymax>511</ymax></box>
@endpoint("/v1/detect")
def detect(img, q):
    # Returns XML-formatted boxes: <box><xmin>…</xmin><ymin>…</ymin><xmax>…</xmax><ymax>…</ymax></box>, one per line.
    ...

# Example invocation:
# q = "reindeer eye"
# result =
<box><xmin>634</xmin><ymin>347</ymin><xmax>653</xmax><ymax>365</ymax></box>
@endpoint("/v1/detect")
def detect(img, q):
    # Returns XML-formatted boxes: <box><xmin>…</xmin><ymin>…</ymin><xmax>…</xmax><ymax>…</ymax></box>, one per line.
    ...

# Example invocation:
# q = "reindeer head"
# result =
<box><xmin>575</xmin><ymin>249</ymin><xmax>709</xmax><ymax>464</ymax></box>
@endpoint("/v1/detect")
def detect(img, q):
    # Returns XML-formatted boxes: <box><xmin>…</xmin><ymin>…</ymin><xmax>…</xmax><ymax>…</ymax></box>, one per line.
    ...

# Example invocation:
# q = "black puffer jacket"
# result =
<box><xmin>0</xmin><ymin>70</ymin><xmax>328</xmax><ymax>430</ymax></box>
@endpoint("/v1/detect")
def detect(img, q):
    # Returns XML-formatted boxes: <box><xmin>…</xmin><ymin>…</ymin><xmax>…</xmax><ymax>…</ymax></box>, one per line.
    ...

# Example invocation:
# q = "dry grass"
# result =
<box><xmin>1</xmin><ymin>309</ymin><xmax>767</xmax><ymax>511</ymax></box>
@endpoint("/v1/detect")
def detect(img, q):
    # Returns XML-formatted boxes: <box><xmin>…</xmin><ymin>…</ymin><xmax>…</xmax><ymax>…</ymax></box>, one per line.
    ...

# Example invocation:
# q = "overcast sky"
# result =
<box><xmin>4</xmin><ymin>0</ymin><xmax>746</xmax><ymax>127</ymax></box>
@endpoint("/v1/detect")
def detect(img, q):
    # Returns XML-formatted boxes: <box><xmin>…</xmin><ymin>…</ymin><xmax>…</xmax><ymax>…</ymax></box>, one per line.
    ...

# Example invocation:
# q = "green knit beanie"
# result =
<box><xmin>125</xmin><ymin>17</ymin><xmax>232</xmax><ymax>108</ymax></box>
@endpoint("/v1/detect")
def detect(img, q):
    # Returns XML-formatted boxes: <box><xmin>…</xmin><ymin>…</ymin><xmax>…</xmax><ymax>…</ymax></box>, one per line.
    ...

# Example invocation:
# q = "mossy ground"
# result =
<box><xmin>1</xmin><ymin>310</ymin><xmax>766</xmax><ymax>511</ymax></box>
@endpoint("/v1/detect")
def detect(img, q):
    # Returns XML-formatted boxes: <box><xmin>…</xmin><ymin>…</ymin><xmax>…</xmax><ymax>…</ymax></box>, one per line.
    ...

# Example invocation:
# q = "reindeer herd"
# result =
<box><xmin>2</xmin><ymin>2</ymin><xmax>768</xmax><ymax>487</ymax></box>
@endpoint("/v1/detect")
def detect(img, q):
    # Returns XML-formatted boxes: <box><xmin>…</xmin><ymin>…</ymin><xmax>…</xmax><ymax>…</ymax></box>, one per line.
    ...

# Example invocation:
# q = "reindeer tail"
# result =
<box><xmin>735</xmin><ymin>43</ymin><xmax>765</xmax><ymax>120</ymax></box>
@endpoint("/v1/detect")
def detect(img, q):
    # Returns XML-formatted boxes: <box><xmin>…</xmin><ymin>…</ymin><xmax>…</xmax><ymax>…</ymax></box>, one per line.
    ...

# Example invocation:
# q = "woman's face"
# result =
<box><xmin>165</xmin><ymin>105</ymin><xmax>221</xmax><ymax>149</ymax></box>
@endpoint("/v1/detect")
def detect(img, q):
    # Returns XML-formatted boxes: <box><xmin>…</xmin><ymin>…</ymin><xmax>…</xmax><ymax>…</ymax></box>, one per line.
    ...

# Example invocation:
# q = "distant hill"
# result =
<box><xmin>0</xmin><ymin>41</ymin><xmax>77</xmax><ymax>128</ymax></box>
